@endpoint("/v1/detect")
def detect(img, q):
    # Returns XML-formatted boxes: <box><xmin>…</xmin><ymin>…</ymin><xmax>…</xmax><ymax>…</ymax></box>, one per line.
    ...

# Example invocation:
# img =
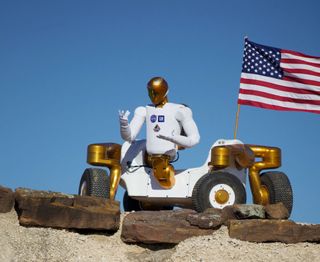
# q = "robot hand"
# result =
<box><xmin>157</xmin><ymin>127</ymin><xmax>200</xmax><ymax>149</ymax></box>
<box><xmin>119</xmin><ymin>110</ymin><xmax>130</xmax><ymax>126</ymax></box>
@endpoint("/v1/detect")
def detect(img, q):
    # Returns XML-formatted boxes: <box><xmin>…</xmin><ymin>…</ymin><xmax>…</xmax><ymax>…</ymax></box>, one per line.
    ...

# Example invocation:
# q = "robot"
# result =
<box><xmin>119</xmin><ymin>77</ymin><xmax>200</xmax><ymax>190</ymax></box>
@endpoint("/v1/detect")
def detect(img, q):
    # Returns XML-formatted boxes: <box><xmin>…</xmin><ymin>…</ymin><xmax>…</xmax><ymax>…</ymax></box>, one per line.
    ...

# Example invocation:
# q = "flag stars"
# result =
<box><xmin>242</xmin><ymin>40</ymin><xmax>282</xmax><ymax>79</ymax></box>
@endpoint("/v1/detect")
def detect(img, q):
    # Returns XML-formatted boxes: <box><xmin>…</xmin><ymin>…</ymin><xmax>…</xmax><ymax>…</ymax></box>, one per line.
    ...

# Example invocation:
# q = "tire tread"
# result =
<box><xmin>79</xmin><ymin>168</ymin><xmax>109</xmax><ymax>198</ymax></box>
<box><xmin>260</xmin><ymin>171</ymin><xmax>293</xmax><ymax>215</ymax></box>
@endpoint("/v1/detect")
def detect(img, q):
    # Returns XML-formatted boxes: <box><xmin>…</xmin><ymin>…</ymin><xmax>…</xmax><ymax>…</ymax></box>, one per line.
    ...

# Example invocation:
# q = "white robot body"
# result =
<box><xmin>120</xmin><ymin>102</ymin><xmax>200</xmax><ymax>157</ymax></box>
<box><xmin>146</xmin><ymin>104</ymin><xmax>180</xmax><ymax>156</ymax></box>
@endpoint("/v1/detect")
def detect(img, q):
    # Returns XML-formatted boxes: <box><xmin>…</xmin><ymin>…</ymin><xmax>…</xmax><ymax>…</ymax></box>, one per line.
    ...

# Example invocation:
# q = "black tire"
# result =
<box><xmin>123</xmin><ymin>191</ymin><xmax>142</xmax><ymax>211</ymax></box>
<box><xmin>78</xmin><ymin>168</ymin><xmax>109</xmax><ymax>198</ymax></box>
<box><xmin>260</xmin><ymin>171</ymin><xmax>293</xmax><ymax>215</ymax></box>
<box><xmin>192</xmin><ymin>172</ymin><xmax>246</xmax><ymax>212</ymax></box>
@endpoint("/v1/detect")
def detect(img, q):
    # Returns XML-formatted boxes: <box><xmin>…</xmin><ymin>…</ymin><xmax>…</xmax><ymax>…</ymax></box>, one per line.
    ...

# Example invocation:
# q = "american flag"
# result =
<box><xmin>238</xmin><ymin>39</ymin><xmax>320</xmax><ymax>114</ymax></box>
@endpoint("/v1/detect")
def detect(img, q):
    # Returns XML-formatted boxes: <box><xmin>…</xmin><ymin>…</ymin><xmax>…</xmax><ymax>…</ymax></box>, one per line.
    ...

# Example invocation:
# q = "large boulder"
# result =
<box><xmin>121</xmin><ymin>209</ymin><xmax>218</xmax><ymax>244</ymax></box>
<box><xmin>228</xmin><ymin>219</ymin><xmax>320</xmax><ymax>243</ymax></box>
<box><xmin>0</xmin><ymin>185</ymin><xmax>15</xmax><ymax>213</ymax></box>
<box><xmin>15</xmin><ymin>188</ymin><xmax>120</xmax><ymax>231</ymax></box>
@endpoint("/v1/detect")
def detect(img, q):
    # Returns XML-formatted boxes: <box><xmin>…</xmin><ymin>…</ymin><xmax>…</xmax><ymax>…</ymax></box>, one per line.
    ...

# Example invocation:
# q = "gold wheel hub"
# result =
<box><xmin>215</xmin><ymin>189</ymin><xmax>229</xmax><ymax>204</ymax></box>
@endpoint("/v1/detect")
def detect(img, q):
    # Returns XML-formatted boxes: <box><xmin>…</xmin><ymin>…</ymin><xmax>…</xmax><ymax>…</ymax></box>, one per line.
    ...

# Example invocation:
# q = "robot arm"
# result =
<box><xmin>119</xmin><ymin>107</ymin><xmax>146</xmax><ymax>142</ymax></box>
<box><xmin>157</xmin><ymin>106</ymin><xmax>200</xmax><ymax>148</ymax></box>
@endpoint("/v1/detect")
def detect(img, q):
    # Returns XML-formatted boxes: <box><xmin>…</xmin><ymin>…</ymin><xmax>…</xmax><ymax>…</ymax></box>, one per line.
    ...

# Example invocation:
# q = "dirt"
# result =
<box><xmin>0</xmin><ymin>210</ymin><xmax>319</xmax><ymax>262</ymax></box>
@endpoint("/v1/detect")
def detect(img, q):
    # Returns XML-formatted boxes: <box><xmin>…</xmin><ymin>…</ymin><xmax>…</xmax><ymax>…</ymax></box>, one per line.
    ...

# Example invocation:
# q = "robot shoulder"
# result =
<box><xmin>134</xmin><ymin>106</ymin><xmax>147</xmax><ymax>117</ymax></box>
<box><xmin>167</xmin><ymin>102</ymin><xmax>189</xmax><ymax>110</ymax></box>
<box><xmin>174</xmin><ymin>104</ymin><xmax>193</xmax><ymax>122</ymax></box>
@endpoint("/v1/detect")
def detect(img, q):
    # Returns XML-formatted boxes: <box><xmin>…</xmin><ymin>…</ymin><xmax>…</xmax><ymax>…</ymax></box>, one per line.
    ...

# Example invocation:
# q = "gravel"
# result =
<box><xmin>1</xmin><ymin>211</ymin><xmax>319</xmax><ymax>262</ymax></box>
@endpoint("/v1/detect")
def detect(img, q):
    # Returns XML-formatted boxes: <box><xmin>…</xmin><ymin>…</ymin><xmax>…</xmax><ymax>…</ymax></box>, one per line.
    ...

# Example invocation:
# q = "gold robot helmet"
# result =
<box><xmin>147</xmin><ymin>77</ymin><xmax>169</xmax><ymax>106</ymax></box>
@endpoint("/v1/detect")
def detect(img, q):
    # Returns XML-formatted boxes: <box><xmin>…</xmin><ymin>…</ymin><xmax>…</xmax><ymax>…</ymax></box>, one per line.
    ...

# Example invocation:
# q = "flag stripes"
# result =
<box><xmin>238</xmin><ymin>39</ymin><xmax>320</xmax><ymax>114</ymax></box>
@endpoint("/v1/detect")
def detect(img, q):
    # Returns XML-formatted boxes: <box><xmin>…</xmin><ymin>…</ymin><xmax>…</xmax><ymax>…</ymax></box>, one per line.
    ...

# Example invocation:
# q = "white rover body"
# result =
<box><xmin>79</xmin><ymin>137</ymin><xmax>293</xmax><ymax>214</ymax></box>
<box><xmin>120</xmin><ymin>139</ymin><xmax>245</xmax><ymax>209</ymax></box>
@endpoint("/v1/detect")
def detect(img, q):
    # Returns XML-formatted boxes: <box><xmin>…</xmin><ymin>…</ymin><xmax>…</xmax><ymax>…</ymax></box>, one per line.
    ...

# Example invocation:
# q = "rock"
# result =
<box><xmin>265</xmin><ymin>203</ymin><xmax>289</xmax><ymax>219</ymax></box>
<box><xmin>0</xmin><ymin>185</ymin><xmax>15</xmax><ymax>213</ymax></box>
<box><xmin>15</xmin><ymin>188</ymin><xmax>120</xmax><ymax>231</ymax></box>
<box><xmin>190</xmin><ymin>205</ymin><xmax>268</xmax><ymax>228</ymax></box>
<box><xmin>203</xmin><ymin>208</ymin><xmax>222</xmax><ymax>215</ymax></box>
<box><xmin>233</xmin><ymin>204</ymin><xmax>266</xmax><ymax>219</ymax></box>
<box><xmin>187</xmin><ymin>208</ymin><xmax>222</xmax><ymax>229</ymax></box>
<box><xmin>221</xmin><ymin>206</ymin><xmax>238</xmax><ymax>225</ymax></box>
<box><xmin>121</xmin><ymin>209</ymin><xmax>218</xmax><ymax>244</ymax></box>
<box><xmin>228</xmin><ymin>219</ymin><xmax>320</xmax><ymax>243</ymax></box>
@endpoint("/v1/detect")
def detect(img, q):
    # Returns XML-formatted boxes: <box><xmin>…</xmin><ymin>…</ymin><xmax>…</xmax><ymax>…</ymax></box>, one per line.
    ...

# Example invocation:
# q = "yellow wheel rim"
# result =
<box><xmin>214</xmin><ymin>189</ymin><xmax>230</xmax><ymax>204</ymax></box>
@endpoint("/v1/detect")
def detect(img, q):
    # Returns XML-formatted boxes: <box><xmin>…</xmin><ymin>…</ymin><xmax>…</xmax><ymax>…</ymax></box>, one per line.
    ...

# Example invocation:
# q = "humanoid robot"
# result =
<box><xmin>119</xmin><ymin>77</ymin><xmax>200</xmax><ymax>189</ymax></box>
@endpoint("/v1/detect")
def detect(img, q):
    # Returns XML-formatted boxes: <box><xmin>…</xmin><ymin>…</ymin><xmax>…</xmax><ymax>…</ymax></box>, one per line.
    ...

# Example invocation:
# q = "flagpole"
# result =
<box><xmin>234</xmin><ymin>104</ymin><xmax>240</xmax><ymax>139</ymax></box>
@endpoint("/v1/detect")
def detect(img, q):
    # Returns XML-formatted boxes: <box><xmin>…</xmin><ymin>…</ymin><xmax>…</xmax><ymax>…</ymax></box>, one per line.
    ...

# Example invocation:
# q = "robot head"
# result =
<box><xmin>147</xmin><ymin>77</ymin><xmax>169</xmax><ymax>106</ymax></box>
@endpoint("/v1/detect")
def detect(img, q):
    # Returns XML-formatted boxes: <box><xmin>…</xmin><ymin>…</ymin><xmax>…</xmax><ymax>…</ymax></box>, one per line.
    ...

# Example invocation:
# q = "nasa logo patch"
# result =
<box><xmin>150</xmin><ymin>115</ymin><xmax>157</xmax><ymax>123</ymax></box>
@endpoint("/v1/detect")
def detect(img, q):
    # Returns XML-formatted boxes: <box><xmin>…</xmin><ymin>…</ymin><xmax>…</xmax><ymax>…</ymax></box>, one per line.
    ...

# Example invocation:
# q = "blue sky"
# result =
<box><xmin>1</xmin><ymin>1</ymin><xmax>319</xmax><ymax>223</ymax></box>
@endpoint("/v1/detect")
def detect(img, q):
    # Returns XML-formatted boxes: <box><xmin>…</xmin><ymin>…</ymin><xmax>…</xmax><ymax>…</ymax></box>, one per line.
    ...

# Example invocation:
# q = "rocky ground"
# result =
<box><xmin>1</xmin><ymin>210</ymin><xmax>319</xmax><ymax>262</ymax></box>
